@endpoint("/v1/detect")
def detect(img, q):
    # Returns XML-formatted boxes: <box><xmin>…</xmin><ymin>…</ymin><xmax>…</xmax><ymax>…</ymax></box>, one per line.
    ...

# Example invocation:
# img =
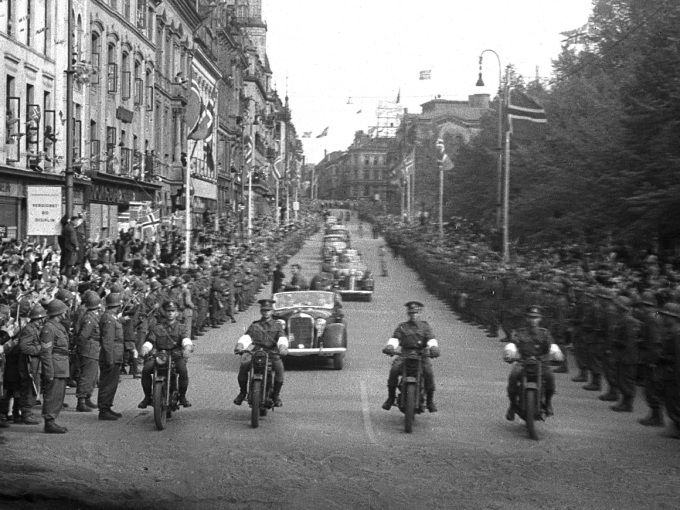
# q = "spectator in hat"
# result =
<box><xmin>381</xmin><ymin>301</ymin><xmax>440</xmax><ymax>413</ymax></box>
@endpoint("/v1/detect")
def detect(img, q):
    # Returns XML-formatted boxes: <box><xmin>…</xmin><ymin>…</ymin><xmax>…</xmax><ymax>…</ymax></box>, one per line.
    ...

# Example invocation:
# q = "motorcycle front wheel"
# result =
<box><xmin>404</xmin><ymin>383</ymin><xmax>416</xmax><ymax>433</ymax></box>
<box><xmin>153</xmin><ymin>381</ymin><xmax>167</xmax><ymax>431</ymax></box>
<box><xmin>525</xmin><ymin>389</ymin><xmax>538</xmax><ymax>440</ymax></box>
<box><xmin>250</xmin><ymin>379</ymin><xmax>262</xmax><ymax>428</ymax></box>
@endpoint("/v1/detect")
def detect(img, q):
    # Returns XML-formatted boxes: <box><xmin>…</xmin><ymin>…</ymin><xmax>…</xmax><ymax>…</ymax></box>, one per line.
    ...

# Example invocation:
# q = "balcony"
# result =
<box><xmin>155</xmin><ymin>72</ymin><xmax>189</xmax><ymax>105</ymax></box>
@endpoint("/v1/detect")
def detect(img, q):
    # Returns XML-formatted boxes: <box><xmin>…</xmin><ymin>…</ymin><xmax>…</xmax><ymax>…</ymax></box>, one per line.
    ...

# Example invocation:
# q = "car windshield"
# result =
<box><xmin>273</xmin><ymin>291</ymin><xmax>336</xmax><ymax>310</ymax></box>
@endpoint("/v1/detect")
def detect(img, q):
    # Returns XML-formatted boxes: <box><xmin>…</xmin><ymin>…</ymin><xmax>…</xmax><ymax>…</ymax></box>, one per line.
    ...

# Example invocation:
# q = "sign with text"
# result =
<box><xmin>27</xmin><ymin>186</ymin><xmax>62</xmax><ymax>236</ymax></box>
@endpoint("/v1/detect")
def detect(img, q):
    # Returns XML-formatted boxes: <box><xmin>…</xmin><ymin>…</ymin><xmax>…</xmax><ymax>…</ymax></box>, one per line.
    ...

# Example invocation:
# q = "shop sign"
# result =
<box><xmin>91</xmin><ymin>184</ymin><xmax>137</xmax><ymax>204</ymax></box>
<box><xmin>27</xmin><ymin>186</ymin><xmax>62</xmax><ymax>236</ymax></box>
<box><xmin>116</xmin><ymin>107</ymin><xmax>134</xmax><ymax>123</ymax></box>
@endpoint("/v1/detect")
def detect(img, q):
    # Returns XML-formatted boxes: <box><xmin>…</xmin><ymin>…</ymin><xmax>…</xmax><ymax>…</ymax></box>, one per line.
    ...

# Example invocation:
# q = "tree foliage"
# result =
<box><xmin>449</xmin><ymin>0</ymin><xmax>680</xmax><ymax>251</ymax></box>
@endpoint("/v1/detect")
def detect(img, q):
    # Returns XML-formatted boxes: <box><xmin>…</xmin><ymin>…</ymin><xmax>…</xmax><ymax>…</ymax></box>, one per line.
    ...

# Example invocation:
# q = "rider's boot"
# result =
<box><xmin>137</xmin><ymin>394</ymin><xmax>152</xmax><ymax>409</ymax></box>
<box><xmin>506</xmin><ymin>401</ymin><xmax>516</xmax><ymax>421</ymax></box>
<box><xmin>544</xmin><ymin>396</ymin><xmax>554</xmax><ymax>416</ymax></box>
<box><xmin>598</xmin><ymin>386</ymin><xmax>619</xmax><ymax>402</ymax></box>
<box><xmin>426</xmin><ymin>391</ymin><xmax>438</xmax><ymax>413</ymax></box>
<box><xmin>611</xmin><ymin>396</ymin><xmax>633</xmax><ymax>412</ymax></box>
<box><xmin>233</xmin><ymin>381</ymin><xmax>248</xmax><ymax>406</ymax></box>
<box><xmin>639</xmin><ymin>407</ymin><xmax>664</xmax><ymax>427</ymax></box>
<box><xmin>179</xmin><ymin>389</ymin><xmax>192</xmax><ymax>407</ymax></box>
<box><xmin>272</xmin><ymin>381</ymin><xmax>283</xmax><ymax>407</ymax></box>
<box><xmin>382</xmin><ymin>386</ymin><xmax>397</xmax><ymax>411</ymax></box>
<box><xmin>85</xmin><ymin>397</ymin><xmax>98</xmax><ymax>409</ymax></box>
<box><xmin>571</xmin><ymin>368</ymin><xmax>588</xmax><ymax>383</ymax></box>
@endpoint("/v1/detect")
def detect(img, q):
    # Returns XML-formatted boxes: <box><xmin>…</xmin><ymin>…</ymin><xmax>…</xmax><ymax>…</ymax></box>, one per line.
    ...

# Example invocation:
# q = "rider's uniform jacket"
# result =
<box><xmin>390</xmin><ymin>320</ymin><xmax>435</xmax><ymax>350</ymax></box>
<box><xmin>146</xmin><ymin>319</ymin><xmax>187</xmax><ymax>351</ymax></box>
<box><xmin>246</xmin><ymin>318</ymin><xmax>285</xmax><ymax>352</ymax></box>
<box><xmin>513</xmin><ymin>326</ymin><xmax>552</xmax><ymax>358</ymax></box>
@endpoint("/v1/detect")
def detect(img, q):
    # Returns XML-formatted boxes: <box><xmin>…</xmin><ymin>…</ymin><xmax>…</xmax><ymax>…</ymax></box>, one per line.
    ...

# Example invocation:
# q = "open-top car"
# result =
<box><xmin>335</xmin><ymin>250</ymin><xmax>374</xmax><ymax>301</ymax></box>
<box><xmin>272</xmin><ymin>291</ymin><xmax>347</xmax><ymax>370</ymax></box>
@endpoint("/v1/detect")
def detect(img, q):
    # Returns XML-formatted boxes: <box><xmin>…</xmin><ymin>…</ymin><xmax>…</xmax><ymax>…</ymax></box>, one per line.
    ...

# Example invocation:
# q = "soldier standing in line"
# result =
<box><xmin>598</xmin><ymin>289</ymin><xmax>621</xmax><ymax>402</ymax></box>
<box><xmin>75</xmin><ymin>291</ymin><xmax>102</xmax><ymax>412</ymax></box>
<box><xmin>40</xmin><ymin>299</ymin><xmax>71</xmax><ymax>434</ymax></box>
<box><xmin>97</xmin><ymin>293</ymin><xmax>125</xmax><ymax>421</ymax></box>
<box><xmin>637</xmin><ymin>292</ymin><xmax>664</xmax><ymax>427</ymax></box>
<box><xmin>610</xmin><ymin>295</ymin><xmax>641</xmax><ymax>412</ymax></box>
<box><xmin>570</xmin><ymin>287</ymin><xmax>590</xmax><ymax>384</ymax></box>
<box><xmin>16</xmin><ymin>304</ymin><xmax>48</xmax><ymax>426</ymax></box>
<box><xmin>658</xmin><ymin>302</ymin><xmax>680</xmax><ymax>438</ymax></box>
<box><xmin>582</xmin><ymin>291</ymin><xmax>604</xmax><ymax>392</ymax></box>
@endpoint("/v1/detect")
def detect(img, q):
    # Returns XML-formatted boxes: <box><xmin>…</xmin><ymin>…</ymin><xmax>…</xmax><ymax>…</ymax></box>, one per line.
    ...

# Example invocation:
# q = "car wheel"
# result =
<box><xmin>333</xmin><ymin>353</ymin><xmax>344</xmax><ymax>370</ymax></box>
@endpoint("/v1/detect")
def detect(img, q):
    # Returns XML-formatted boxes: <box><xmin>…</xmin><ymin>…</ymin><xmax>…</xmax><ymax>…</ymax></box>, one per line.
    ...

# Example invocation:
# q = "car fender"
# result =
<box><xmin>322</xmin><ymin>323</ymin><xmax>346</xmax><ymax>348</ymax></box>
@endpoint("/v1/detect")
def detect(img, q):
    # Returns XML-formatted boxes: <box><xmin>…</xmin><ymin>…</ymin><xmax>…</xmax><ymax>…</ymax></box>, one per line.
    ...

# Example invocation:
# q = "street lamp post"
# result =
<box><xmin>476</xmin><ymin>49</ymin><xmax>503</xmax><ymax>230</ymax></box>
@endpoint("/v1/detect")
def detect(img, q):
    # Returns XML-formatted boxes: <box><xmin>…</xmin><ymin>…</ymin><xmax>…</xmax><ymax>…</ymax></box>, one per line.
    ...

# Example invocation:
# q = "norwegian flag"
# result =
<box><xmin>141</xmin><ymin>210</ymin><xmax>161</xmax><ymax>231</ymax></box>
<box><xmin>244</xmin><ymin>136</ymin><xmax>253</xmax><ymax>164</ymax></box>
<box><xmin>506</xmin><ymin>88</ymin><xmax>548</xmax><ymax>141</ymax></box>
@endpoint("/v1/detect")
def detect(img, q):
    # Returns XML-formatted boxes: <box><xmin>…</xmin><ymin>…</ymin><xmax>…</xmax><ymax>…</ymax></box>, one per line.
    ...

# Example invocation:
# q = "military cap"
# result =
<box><xmin>640</xmin><ymin>292</ymin><xmax>657</xmax><ymax>307</ymax></box>
<box><xmin>29</xmin><ymin>303</ymin><xmax>48</xmax><ymax>319</ymax></box>
<box><xmin>105</xmin><ymin>293</ymin><xmax>122</xmax><ymax>308</ymax></box>
<box><xmin>660</xmin><ymin>302</ymin><xmax>680</xmax><ymax>319</ymax></box>
<box><xmin>405</xmin><ymin>301</ymin><xmax>424</xmax><ymax>313</ymax></box>
<box><xmin>525</xmin><ymin>305</ymin><xmax>543</xmax><ymax>318</ymax></box>
<box><xmin>149</xmin><ymin>280</ymin><xmax>161</xmax><ymax>291</ymax></box>
<box><xmin>55</xmin><ymin>289</ymin><xmax>74</xmax><ymax>303</ymax></box>
<box><xmin>171</xmin><ymin>277</ymin><xmax>183</xmax><ymax>288</ymax></box>
<box><xmin>46</xmin><ymin>299</ymin><xmax>68</xmax><ymax>317</ymax></box>
<box><xmin>258</xmin><ymin>299</ymin><xmax>275</xmax><ymax>311</ymax></box>
<box><xmin>163</xmin><ymin>301</ymin><xmax>179</xmax><ymax>311</ymax></box>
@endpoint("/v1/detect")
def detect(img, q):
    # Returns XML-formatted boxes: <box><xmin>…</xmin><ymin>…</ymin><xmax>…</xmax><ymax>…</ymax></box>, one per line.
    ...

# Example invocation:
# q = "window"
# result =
<box><xmin>124</xmin><ymin>0</ymin><xmax>131</xmax><ymax>21</ymax></box>
<box><xmin>145</xmin><ymin>69</ymin><xmax>153</xmax><ymax>110</ymax></box>
<box><xmin>26</xmin><ymin>0</ymin><xmax>32</xmax><ymax>47</ymax></box>
<box><xmin>43</xmin><ymin>0</ymin><xmax>51</xmax><ymax>56</ymax></box>
<box><xmin>121</xmin><ymin>52</ymin><xmax>130</xmax><ymax>100</ymax></box>
<box><xmin>6</xmin><ymin>0</ymin><xmax>15</xmax><ymax>37</ymax></box>
<box><xmin>90</xmin><ymin>120</ymin><xmax>100</xmax><ymax>172</ymax></box>
<box><xmin>133</xmin><ymin>61</ymin><xmax>142</xmax><ymax>105</ymax></box>
<box><xmin>137</xmin><ymin>0</ymin><xmax>147</xmax><ymax>29</ymax></box>
<box><xmin>91</xmin><ymin>33</ymin><xmax>101</xmax><ymax>85</ymax></box>
<box><xmin>107</xmin><ymin>44</ymin><xmax>118</xmax><ymax>93</ymax></box>
<box><xmin>106</xmin><ymin>126</ymin><xmax>117</xmax><ymax>173</ymax></box>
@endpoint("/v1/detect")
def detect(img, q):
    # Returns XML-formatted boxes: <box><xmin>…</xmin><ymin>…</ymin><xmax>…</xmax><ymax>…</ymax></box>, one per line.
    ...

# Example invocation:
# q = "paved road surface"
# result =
<box><xmin>1</xmin><ymin>218</ymin><xmax>679</xmax><ymax>509</ymax></box>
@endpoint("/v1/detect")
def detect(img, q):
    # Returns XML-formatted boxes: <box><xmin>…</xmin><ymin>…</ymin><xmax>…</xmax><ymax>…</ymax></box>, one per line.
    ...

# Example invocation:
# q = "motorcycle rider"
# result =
<box><xmin>233</xmin><ymin>299</ymin><xmax>289</xmax><ymax>407</ymax></box>
<box><xmin>381</xmin><ymin>301</ymin><xmax>440</xmax><ymax>413</ymax></box>
<box><xmin>505</xmin><ymin>305</ymin><xmax>563</xmax><ymax>421</ymax></box>
<box><xmin>137</xmin><ymin>301</ymin><xmax>194</xmax><ymax>409</ymax></box>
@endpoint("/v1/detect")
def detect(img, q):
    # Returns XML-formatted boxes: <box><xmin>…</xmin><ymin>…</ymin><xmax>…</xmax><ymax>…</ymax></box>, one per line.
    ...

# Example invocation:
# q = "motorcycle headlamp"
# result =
<box><xmin>155</xmin><ymin>352</ymin><xmax>169</xmax><ymax>366</ymax></box>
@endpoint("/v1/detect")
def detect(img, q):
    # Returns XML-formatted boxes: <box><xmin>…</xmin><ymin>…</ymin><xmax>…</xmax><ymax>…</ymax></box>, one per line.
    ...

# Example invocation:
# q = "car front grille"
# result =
<box><xmin>289</xmin><ymin>316</ymin><xmax>314</xmax><ymax>348</ymax></box>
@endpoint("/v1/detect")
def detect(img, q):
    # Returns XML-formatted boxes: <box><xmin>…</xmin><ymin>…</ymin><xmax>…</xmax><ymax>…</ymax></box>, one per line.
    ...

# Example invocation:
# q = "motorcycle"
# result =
<box><xmin>512</xmin><ymin>356</ymin><xmax>551</xmax><ymax>440</ymax></box>
<box><xmin>387</xmin><ymin>348</ymin><xmax>427</xmax><ymax>433</ymax></box>
<box><xmin>241</xmin><ymin>346</ymin><xmax>275</xmax><ymax>428</ymax></box>
<box><xmin>151</xmin><ymin>349</ymin><xmax>180</xmax><ymax>431</ymax></box>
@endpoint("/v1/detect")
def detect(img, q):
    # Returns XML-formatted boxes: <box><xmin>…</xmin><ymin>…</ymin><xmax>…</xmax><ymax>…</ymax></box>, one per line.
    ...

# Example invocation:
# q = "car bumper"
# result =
<box><xmin>338</xmin><ymin>290</ymin><xmax>373</xmax><ymax>297</ymax></box>
<box><xmin>287</xmin><ymin>347</ymin><xmax>347</xmax><ymax>357</ymax></box>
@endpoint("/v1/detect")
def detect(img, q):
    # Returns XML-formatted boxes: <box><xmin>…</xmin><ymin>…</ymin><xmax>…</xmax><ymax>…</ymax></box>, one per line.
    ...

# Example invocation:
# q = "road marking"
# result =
<box><xmin>359</xmin><ymin>380</ymin><xmax>380</xmax><ymax>447</ymax></box>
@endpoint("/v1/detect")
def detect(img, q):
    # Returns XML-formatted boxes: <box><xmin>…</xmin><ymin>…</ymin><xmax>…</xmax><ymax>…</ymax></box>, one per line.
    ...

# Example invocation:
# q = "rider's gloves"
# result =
<box><xmin>279</xmin><ymin>346</ymin><xmax>289</xmax><ymax>356</ymax></box>
<box><xmin>234</xmin><ymin>347</ymin><xmax>243</xmax><ymax>355</ymax></box>
<box><xmin>429</xmin><ymin>346</ymin><xmax>441</xmax><ymax>358</ymax></box>
<box><xmin>382</xmin><ymin>345</ymin><xmax>395</xmax><ymax>356</ymax></box>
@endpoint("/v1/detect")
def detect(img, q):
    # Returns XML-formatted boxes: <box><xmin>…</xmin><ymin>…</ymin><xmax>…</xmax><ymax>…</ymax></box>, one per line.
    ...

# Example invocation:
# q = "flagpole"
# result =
<box><xmin>503</xmin><ymin>130</ymin><xmax>511</xmax><ymax>263</ymax></box>
<box><xmin>184</xmin><ymin>141</ymin><xmax>197</xmax><ymax>268</ymax></box>
<box><xmin>439</xmin><ymin>166</ymin><xmax>444</xmax><ymax>243</ymax></box>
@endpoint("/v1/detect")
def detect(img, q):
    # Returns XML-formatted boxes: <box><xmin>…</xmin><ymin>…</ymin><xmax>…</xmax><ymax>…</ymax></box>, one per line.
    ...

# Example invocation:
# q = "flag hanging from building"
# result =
<box><xmin>402</xmin><ymin>149</ymin><xmax>415</xmax><ymax>177</ymax></box>
<box><xmin>186</xmin><ymin>80</ymin><xmax>204</xmax><ymax>139</ymax></box>
<box><xmin>273</xmin><ymin>154</ymin><xmax>282</xmax><ymax>179</ymax></box>
<box><xmin>316</xmin><ymin>127</ymin><xmax>329</xmax><ymax>138</ymax></box>
<box><xmin>436</xmin><ymin>138</ymin><xmax>454</xmax><ymax>171</ymax></box>
<box><xmin>506</xmin><ymin>88</ymin><xmax>548</xmax><ymax>141</ymax></box>
<box><xmin>189</xmin><ymin>89</ymin><xmax>215</xmax><ymax>141</ymax></box>
<box><xmin>419</xmin><ymin>70</ymin><xmax>431</xmax><ymax>80</ymax></box>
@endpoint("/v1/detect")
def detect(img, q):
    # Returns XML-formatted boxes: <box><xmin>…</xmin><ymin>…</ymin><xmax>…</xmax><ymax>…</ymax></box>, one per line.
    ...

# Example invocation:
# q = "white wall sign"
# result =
<box><xmin>27</xmin><ymin>186</ymin><xmax>63</xmax><ymax>236</ymax></box>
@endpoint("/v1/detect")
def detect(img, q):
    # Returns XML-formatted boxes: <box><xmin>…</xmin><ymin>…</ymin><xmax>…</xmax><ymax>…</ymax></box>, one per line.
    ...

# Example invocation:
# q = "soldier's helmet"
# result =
<box><xmin>525</xmin><ymin>305</ymin><xmax>543</xmax><ymax>318</ymax></box>
<box><xmin>46</xmin><ymin>299</ymin><xmax>68</xmax><ymax>317</ymax></box>
<box><xmin>660</xmin><ymin>302</ymin><xmax>680</xmax><ymax>320</ymax></box>
<box><xmin>105</xmin><ymin>293</ymin><xmax>122</xmax><ymax>308</ymax></box>
<box><xmin>83</xmin><ymin>290</ymin><xmax>102</xmax><ymax>310</ymax></box>
<box><xmin>29</xmin><ymin>303</ymin><xmax>48</xmax><ymax>320</ymax></box>
<box><xmin>163</xmin><ymin>301</ymin><xmax>179</xmax><ymax>312</ymax></box>
<box><xmin>110</xmin><ymin>283</ymin><xmax>125</xmax><ymax>294</ymax></box>
<box><xmin>640</xmin><ymin>291</ymin><xmax>657</xmax><ymax>307</ymax></box>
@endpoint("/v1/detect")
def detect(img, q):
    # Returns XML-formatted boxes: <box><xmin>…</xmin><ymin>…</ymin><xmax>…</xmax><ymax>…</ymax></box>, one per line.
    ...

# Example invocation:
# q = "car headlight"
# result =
<box><xmin>315</xmin><ymin>318</ymin><xmax>327</xmax><ymax>336</ymax></box>
<box><xmin>155</xmin><ymin>352</ymin><xmax>169</xmax><ymax>366</ymax></box>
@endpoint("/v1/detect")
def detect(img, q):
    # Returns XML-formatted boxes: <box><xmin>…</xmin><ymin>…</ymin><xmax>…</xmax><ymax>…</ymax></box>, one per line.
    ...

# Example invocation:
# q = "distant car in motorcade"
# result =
<box><xmin>335</xmin><ymin>250</ymin><xmax>374</xmax><ymax>302</ymax></box>
<box><xmin>322</xmin><ymin>234</ymin><xmax>349</xmax><ymax>261</ymax></box>
<box><xmin>272</xmin><ymin>291</ymin><xmax>347</xmax><ymax>370</ymax></box>
<box><xmin>329</xmin><ymin>208</ymin><xmax>352</xmax><ymax>222</ymax></box>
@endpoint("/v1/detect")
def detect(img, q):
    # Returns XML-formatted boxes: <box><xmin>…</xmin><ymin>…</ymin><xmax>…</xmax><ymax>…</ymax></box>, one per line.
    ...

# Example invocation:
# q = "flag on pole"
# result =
<box><xmin>316</xmin><ymin>127</ymin><xmax>329</xmax><ymax>138</ymax></box>
<box><xmin>506</xmin><ymin>88</ymin><xmax>548</xmax><ymax>141</ymax></box>
<box><xmin>402</xmin><ymin>149</ymin><xmax>415</xmax><ymax>177</ymax></box>
<box><xmin>436</xmin><ymin>138</ymin><xmax>455</xmax><ymax>171</ymax></box>
<box><xmin>141</xmin><ymin>210</ymin><xmax>161</xmax><ymax>231</ymax></box>
<box><xmin>302</xmin><ymin>131</ymin><xmax>312</xmax><ymax>138</ymax></box>
<box><xmin>419</xmin><ymin>70</ymin><xmax>431</xmax><ymax>80</ymax></box>
<box><xmin>396</xmin><ymin>88</ymin><xmax>401</xmax><ymax>103</ymax></box>
<box><xmin>188</xmin><ymin>89</ymin><xmax>215</xmax><ymax>141</ymax></box>
<box><xmin>244</xmin><ymin>136</ymin><xmax>253</xmax><ymax>164</ymax></box>
<box><xmin>273</xmin><ymin>154</ymin><xmax>282</xmax><ymax>179</ymax></box>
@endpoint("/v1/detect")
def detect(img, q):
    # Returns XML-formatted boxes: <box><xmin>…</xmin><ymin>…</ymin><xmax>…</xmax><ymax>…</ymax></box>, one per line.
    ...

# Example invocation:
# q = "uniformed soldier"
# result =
<box><xmin>310</xmin><ymin>263</ymin><xmax>335</xmax><ymax>291</ymax></box>
<box><xmin>637</xmin><ymin>292</ymin><xmax>664</xmax><ymax>427</ymax></box>
<box><xmin>381</xmin><ymin>301</ymin><xmax>441</xmax><ymax>413</ymax></box>
<box><xmin>74</xmin><ymin>291</ymin><xmax>102</xmax><ymax>412</ymax></box>
<box><xmin>97</xmin><ymin>293</ymin><xmax>124</xmax><ymax>421</ymax></box>
<box><xmin>233</xmin><ymin>299</ymin><xmax>289</xmax><ymax>407</ymax></box>
<box><xmin>582</xmin><ymin>291</ymin><xmax>604</xmax><ymax>391</ymax></box>
<box><xmin>505</xmin><ymin>306</ymin><xmax>562</xmax><ymax>421</ymax></box>
<box><xmin>610</xmin><ymin>296</ymin><xmax>641</xmax><ymax>412</ymax></box>
<box><xmin>138</xmin><ymin>301</ymin><xmax>193</xmax><ymax>409</ymax></box>
<box><xmin>658</xmin><ymin>302</ymin><xmax>680</xmax><ymax>438</ymax></box>
<box><xmin>17</xmin><ymin>304</ymin><xmax>48</xmax><ymax>425</ymax></box>
<box><xmin>570</xmin><ymin>287</ymin><xmax>590</xmax><ymax>383</ymax></box>
<box><xmin>598</xmin><ymin>289</ymin><xmax>621</xmax><ymax>402</ymax></box>
<box><xmin>40</xmin><ymin>299</ymin><xmax>71</xmax><ymax>433</ymax></box>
